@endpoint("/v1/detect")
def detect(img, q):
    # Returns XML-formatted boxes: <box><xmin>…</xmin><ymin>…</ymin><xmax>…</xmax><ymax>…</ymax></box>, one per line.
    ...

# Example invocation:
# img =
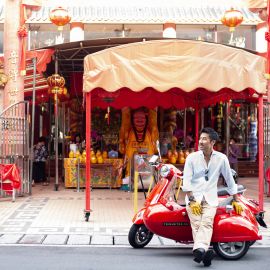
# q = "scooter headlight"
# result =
<box><xmin>160</xmin><ymin>165</ymin><xmax>170</xmax><ymax>177</ymax></box>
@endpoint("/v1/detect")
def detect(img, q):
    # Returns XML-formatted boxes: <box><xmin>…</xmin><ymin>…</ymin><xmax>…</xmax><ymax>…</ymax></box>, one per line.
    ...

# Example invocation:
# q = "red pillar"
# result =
<box><xmin>268</xmin><ymin>0</ymin><xmax>270</xmax><ymax>103</ymax></box>
<box><xmin>85</xmin><ymin>92</ymin><xmax>91</xmax><ymax>221</ymax></box>
<box><xmin>258</xmin><ymin>95</ymin><xmax>264</xmax><ymax>211</ymax></box>
<box><xmin>3</xmin><ymin>0</ymin><xmax>24</xmax><ymax>107</ymax></box>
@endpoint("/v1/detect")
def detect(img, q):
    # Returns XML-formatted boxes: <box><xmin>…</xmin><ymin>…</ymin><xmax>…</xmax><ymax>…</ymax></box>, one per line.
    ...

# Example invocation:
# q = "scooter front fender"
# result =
<box><xmin>132</xmin><ymin>208</ymin><xmax>146</xmax><ymax>225</ymax></box>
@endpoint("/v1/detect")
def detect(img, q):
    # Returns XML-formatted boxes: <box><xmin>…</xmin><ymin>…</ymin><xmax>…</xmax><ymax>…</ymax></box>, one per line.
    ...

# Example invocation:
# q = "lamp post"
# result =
<box><xmin>48</xmin><ymin>5</ymin><xmax>71</xmax><ymax>191</ymax></box>
<box><xmin>47</xmin><ymin>71</ymin><xmax>66</xmax><ymax>191</ymax></box>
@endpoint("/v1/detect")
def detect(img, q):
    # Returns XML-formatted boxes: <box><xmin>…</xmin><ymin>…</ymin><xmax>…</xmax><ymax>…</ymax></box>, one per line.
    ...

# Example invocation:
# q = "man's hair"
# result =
<box><xmin>200</xmin><ymin>127</ymin><xmax>219</xmax><ymax>142</ymax></box>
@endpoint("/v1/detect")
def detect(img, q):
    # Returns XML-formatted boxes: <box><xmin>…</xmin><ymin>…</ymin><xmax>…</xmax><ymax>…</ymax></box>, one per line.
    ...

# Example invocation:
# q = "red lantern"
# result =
<box><xmin>221</xmin><ymin>8</ymin><xmax>243</xmax><ymax>32</ymax></box>
<box><xmin>47</xmin><ymin>74</ymin><xmax>66</xmax><ymax>96</ymax></box>
<box><xmin>49</xmin><ymin>6</ymin><xmax>71</xmax><ymax>31</ymax></box>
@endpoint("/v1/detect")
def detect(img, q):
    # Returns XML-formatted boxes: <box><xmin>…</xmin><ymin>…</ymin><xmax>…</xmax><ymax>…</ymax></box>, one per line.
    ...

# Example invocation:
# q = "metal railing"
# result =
<box><xmin>0</xmin><ymin>101</ymin><xmax>30</xmax><ymax>195</ymax></box>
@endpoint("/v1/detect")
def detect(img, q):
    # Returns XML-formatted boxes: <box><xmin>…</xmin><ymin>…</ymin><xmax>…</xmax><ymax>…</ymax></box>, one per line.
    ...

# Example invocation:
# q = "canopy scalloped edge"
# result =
<box><xmin>83</xmin><ymin>39</ymin><xmax>267</xmax><ymax>95</ymax></box>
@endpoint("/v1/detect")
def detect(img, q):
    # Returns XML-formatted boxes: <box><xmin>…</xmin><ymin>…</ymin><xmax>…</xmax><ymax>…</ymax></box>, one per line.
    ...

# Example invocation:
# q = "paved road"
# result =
<box><xmin>0</xmin><ymin>246</ymin><xmax>269</xmax><ymax>270</ymax></box>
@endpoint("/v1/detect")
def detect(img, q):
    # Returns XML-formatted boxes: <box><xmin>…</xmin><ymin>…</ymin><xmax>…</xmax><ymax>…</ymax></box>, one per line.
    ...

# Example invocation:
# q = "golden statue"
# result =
<box><xmin>119</xmin><ymin>107</ymin><xmax>159</xmax><ymax>175</ymax></box>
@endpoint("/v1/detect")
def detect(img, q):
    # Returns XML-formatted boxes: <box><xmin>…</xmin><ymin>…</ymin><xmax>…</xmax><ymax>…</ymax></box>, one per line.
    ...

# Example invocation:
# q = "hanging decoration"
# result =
<box><xmin>98</xmin><ymin>90</ymin><xmax>120</xmax><ymax>125</ymax></box>
<box><xmin>105</xmin><ymin>106</ymin><xmax>111</xmax><ymax>125</ymax></box>
<box><xmin>18</xmin><ymin>1</ymin><xmax>42</xmax><ymax>75</ymax></box>
<box><xmin>47</xmin><ymin>73</ymin><xmax>66</xmax><ymax>99</ymax></box>
<box><xmin>221</xmin><ymin>8</ymin><xmax>243</xmax><ymax>32</ymax></box>
<box><xmin>49</xmin><ymin>6</ymin><xmax>71</xmax><ymax>31</ymax></box>
<box><xmin>17</xmin><ymin>24</ymin><xmax>28</xmax><ymax>76</ymax></box>
<box><xmin>216</xmin><ymin>102</ymin><xmax>223</xmax><ymax>137</ymax></box>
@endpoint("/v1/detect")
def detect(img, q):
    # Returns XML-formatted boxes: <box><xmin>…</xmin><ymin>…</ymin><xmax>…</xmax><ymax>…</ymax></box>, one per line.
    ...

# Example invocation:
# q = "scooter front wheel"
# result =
<box><xmin>128</xmin><ymin>224</ymin><xmax>153</xmax><ymax>248</ymax></box>
<box><xmin>213</xmin><ymin>241</ymin><xmax>250</xmax><ymax>260</ymax></box>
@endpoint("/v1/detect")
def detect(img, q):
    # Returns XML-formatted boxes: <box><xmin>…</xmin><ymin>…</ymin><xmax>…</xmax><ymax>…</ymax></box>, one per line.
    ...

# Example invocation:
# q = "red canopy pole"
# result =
<box><xmin>85</xmin><ymin>92</ymin><xmax>91</xmax><ymax>221</ymax></box>
<box><xmin>267</xmin><ymin>0</ymin><xmax>270</xmax><ymax>103</ymax></box>
<box><xmin>195</xmin><ymin>109</ymin><xmax>199</xmax><ymax>150</ymax></box>
<box><xmin>258</xmin><ymin>94</ymin><xmax>264</xmax><ymax>211</ymax></box>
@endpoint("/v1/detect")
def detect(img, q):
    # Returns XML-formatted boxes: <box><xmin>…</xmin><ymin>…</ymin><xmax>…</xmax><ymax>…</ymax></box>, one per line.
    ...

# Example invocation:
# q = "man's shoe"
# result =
<box><xmin>203</xmin><ymin>250</ymin><xmax>214</xmax><ymax>267</ymax></box>
<box><xmin>193</xmin><ymin>248</ymin><xmax>205</xmax><ymax>263</ymax></box>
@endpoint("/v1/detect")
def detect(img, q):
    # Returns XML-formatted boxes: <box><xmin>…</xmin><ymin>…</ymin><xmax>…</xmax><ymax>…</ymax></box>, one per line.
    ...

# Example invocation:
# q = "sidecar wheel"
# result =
<box><xmin>213</xmin><ymin>241</ymin><xmax>250</xmax><ymax>260</ymax></box>
<box><xmin>128</xmin><ymin>224</ymin><xmax>153</xmax><ymax>248</ymax></box>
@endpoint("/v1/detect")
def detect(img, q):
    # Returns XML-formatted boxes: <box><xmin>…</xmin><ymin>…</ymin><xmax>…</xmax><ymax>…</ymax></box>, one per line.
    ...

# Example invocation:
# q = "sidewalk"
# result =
<box><xmin>0</xmin><ymin>178</ymin><xmax>269</xmax><ymax>247</ymax></box>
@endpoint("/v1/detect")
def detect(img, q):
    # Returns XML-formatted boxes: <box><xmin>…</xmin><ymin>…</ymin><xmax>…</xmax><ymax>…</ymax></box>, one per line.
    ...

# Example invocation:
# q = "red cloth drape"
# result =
<box><xmin>71</xmin><ymin>73</ymin><xmax>257</xmax><ymax>109</ymax></box>
<box><xmin>26</xmin><ymin>49</ymin><xmax>55</xmax><ymax>74</ymax></box>
<box><xmin>0</xmin><ymin>164</ymin><xmax>21</xmax><ymax>191</ymax></box>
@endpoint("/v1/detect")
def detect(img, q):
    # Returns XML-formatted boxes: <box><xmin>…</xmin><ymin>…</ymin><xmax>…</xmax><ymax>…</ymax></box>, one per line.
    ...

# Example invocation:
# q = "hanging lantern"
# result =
<box><xmin>221</xmin><ymin>8</ymin><xmax>243</xmax><ymax>32</ymax></box>
<box><xmin>47</xmin><ymin>74</ymin><xmax>66</xmax><ymax>96</ymax></box>
<box><xmin>49</xmin><ymin>6</ymin><xmax>71</xmax><ymax>31</ymax></box>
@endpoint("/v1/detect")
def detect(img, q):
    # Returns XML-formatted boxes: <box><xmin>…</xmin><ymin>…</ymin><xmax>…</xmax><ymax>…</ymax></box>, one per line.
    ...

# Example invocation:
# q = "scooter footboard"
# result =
<box><xmin>212</xmin><ymin>214</ymin><xmax>262</xmax><ymax>242</ymax></box>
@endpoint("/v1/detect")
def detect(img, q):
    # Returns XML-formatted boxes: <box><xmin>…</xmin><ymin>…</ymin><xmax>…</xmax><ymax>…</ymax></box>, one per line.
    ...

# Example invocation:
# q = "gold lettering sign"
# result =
<box><xmin>8</xmin><ymin>88</ymin><xmax>19</xmax><ymax>96</ymax></box>
<box><xmin>8</xmin><ymin>51</ymin><xmax>18</xmax><ymax>65</ymax></box>
<box><xmin>9</xmin><ymin>69</ymin><xmax>19</xmax><ymax>82</ymax></box>
<box><xmin>7</xmin><ymin>50</ymin><xmax>21</xmax><ymax>103</ymax></box>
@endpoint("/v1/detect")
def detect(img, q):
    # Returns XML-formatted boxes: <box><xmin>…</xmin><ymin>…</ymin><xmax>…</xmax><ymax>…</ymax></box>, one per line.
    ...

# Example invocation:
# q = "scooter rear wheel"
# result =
<box><xmin>128</xmin><ymin>224</ymin><xmax>154</xmax><ymax>248</ymax></box>
<box><xmin>213</xmin><ymin>241</ymin><xmax>250</xmax><ymax>260</ymax></box>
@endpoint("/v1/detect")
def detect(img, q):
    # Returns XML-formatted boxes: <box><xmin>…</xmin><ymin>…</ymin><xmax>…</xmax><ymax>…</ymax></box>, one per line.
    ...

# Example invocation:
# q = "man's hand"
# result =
<box><xmin>232</xmin><ymin>200</ymin><xmax>243</xmax><ymax>215</ymax></box>
<box><xmin>189</xmin><ymin>201</ymin><xmax>202</xmax><ymax>215</ymax></box>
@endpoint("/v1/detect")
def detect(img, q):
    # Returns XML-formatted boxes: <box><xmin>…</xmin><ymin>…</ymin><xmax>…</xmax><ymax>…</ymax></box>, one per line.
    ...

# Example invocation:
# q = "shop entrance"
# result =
<box><xmin>21</xmin><ymin>38</ymin><xmax>267</xmax><ymax>219</ymax></box>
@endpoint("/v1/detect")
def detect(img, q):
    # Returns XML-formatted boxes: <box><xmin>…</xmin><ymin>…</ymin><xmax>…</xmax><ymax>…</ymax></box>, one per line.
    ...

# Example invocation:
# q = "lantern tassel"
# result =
<box><xmin>17</xmin><ymin>25</ymin><xmax>28</xmax><ymax>76</ymax></box>
<box><xmin>105</xmin><ymin>106</ymin><xmax>110</xmax><ymax>125</ymax></box>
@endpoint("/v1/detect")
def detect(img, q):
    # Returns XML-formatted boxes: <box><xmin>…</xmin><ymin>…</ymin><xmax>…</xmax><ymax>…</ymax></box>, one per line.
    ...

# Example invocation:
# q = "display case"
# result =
<box><xmin>64</xmin><ymin>158</ymin><xmax>123</xmax><ymax>188</ymax></box>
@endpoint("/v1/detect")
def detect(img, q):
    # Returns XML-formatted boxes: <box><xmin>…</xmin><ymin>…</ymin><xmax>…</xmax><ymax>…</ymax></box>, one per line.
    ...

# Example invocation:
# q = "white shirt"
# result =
<box><xmin>182</xmin><ymin>150</ymin><xmax>237</xmax><ymax>206</ymax></box>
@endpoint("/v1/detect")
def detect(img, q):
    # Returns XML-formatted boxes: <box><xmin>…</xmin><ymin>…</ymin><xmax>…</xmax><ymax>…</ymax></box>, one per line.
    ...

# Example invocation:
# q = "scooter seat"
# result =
<box><xmin>217</xmin><ymin>184</ymin><xmax>246</xmax><ymax>196</ymax></box>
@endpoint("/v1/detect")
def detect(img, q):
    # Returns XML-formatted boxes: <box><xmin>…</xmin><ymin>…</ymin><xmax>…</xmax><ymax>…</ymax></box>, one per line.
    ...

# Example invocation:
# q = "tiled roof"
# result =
<box><xmin>0</xmin><ymin>4</ymin><xmax>261</xmax><ymax>25</ymax></box>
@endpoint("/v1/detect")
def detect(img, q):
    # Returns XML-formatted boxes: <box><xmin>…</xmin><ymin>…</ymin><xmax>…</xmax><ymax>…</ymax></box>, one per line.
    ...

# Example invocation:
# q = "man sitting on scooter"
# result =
<box><xmin>182</xmin><ymin>127</ymin><xmax>243</xmax><ymax>267</ymax></box>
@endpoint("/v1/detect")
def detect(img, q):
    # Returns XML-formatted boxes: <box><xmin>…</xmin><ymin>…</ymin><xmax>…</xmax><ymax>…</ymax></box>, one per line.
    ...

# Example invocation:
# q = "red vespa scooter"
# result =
<box><xmin>128</xmin><ymin>146</ymin><xmax>267</xmax><ymax>260</ymax></box>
